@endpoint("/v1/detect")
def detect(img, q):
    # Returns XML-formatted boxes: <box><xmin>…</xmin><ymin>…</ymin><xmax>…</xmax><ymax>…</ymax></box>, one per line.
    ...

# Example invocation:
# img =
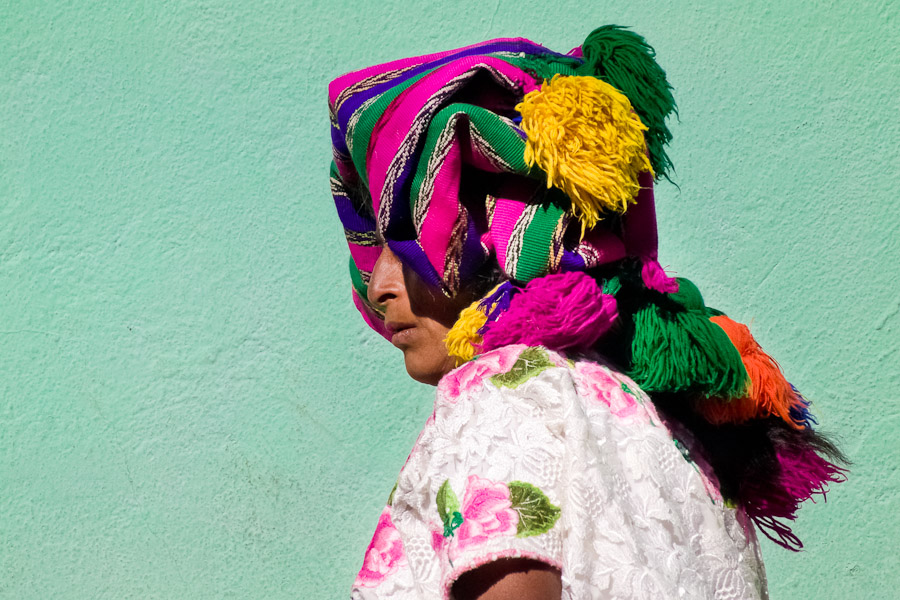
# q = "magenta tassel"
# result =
<box><xmin>480</xmin><ymin>271</ymin><xmax>617</xmax><ymax>353</ymax></box>
<box><xmin>743</xmin><ymin>445</ymin><xmax>848</xmax><ymax>551</ymax></box>
<box><xmin>641</xmin><ymin>259</ymin><xmax>678</xmax><ymax>293</ymax></box>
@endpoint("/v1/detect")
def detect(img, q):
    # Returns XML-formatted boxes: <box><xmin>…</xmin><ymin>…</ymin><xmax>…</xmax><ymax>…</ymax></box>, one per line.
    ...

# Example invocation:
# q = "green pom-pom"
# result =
<box><xmin>629</xmin><ymin>280</ymin><xmax>747</xmax><ymax>397</ymax></box>
<box><xmin>668</xmin><ymin>277</ymin><xmax>704</xmax><ymax>310</ymax></box>
<box><xmin>577</xmin><ymin>25</ymin><xmax>677</xmax><ymax>180</ymax></box>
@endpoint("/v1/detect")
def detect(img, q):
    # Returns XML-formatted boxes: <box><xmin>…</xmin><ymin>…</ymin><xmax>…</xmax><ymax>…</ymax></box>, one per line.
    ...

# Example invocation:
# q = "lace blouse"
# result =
<box><xmin>351</xmin><ymin>345</ymin><xmax>768</xmax><ymax>599</ymax></box>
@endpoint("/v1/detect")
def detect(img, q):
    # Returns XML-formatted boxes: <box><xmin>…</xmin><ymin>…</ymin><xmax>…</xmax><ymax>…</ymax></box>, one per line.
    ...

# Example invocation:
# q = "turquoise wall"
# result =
<box><xmin>3</xmin><ymin>1</ymin><xmax>898</xmax><ymax>598</ymax></box>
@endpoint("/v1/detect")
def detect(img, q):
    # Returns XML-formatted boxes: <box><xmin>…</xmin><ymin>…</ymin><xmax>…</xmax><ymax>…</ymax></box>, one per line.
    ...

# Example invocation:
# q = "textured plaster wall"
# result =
<box><xmin>2</xmin><ymin>1</ymin><xmax>897</xmax><ymax>598</ymax></box>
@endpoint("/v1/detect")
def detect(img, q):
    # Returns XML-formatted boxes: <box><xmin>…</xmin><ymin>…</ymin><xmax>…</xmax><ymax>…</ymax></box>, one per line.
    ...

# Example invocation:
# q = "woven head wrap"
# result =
<box><xmin>330</xmin><ymin>28</ymin><xmax>674</xmax><ymax>327</ymax></box>
<box><xmin>329</xmin><ymin>26</ymin><xmax>846</xmax><ymax>548</ymax></box>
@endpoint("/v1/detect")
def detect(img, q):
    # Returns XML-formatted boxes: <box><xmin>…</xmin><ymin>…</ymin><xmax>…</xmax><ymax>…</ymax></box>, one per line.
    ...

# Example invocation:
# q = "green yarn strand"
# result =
<box><xmin>601</xmin><ymin>275</ymin><xmax>622</xmax><ymax>296</ymax></box>
<box><xmin>577</xmin><ymin>25</ymin><xmax>677</xmax><ymax>180</ymax></box>
<box><xmin>629</xmin><ymin>299</ymin><xmax>748</xmax><ymax>398</ymax></box>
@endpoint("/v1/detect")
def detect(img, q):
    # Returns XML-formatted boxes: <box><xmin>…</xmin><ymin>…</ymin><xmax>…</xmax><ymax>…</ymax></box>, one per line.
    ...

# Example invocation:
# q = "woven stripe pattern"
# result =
<box><xmin>329</xmin><ymin>37</ymin><xmax>669</xmax><ymax>335</ymax></box>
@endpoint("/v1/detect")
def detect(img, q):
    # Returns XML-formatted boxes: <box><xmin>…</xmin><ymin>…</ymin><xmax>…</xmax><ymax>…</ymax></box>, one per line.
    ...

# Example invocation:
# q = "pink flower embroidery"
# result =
<box><xmin>454</xmin><ymin>475</ymin><xmax>519</xmax><ymax>553</ymax></box>
<box><xmin>430</xmin><ymin>526</ymin><xmax>447</xmax><ymax>552</ymax></box>
<box><xmin>575</xmin><ymin>362</ymin><xmax>641</xmax><ymax>421</ymax></box>
<box><xmin>354</xmin><ymin>507</ymin><xmax>407</xmax><ymax>588</ymax></box>
<box><xmin>438</xmin><ymin>345</ymin><xmax>526</xmax><ymax>399</ymax></box>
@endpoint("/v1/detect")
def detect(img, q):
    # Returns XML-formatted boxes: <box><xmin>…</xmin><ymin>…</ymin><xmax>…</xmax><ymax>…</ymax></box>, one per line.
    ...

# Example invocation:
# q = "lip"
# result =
<box><xmin>386</xmin><ymin>322</ymin><xmax>416</xmax><ymax>347</ymax></box>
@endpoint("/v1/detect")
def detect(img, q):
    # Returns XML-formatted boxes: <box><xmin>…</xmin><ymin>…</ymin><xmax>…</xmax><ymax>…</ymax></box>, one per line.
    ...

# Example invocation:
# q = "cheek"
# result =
<box><xmin>402</xmin><ymin>319</ymin><xmax>457</xmax><ymax>385</ymax></box>
<box><xmin>405</xmin><ymin>271</ymin><xmax>476</xmax><ymax>330</ymax></box>
<box><xmin>420</xmin><ymin>319</ymin><xmax>456</xmax><ymax>364</ymax></box>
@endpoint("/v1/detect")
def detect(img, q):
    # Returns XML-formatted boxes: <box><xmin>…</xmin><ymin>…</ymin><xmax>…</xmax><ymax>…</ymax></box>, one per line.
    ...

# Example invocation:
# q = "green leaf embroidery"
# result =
<box><xmin>437</xmin><ymin>480</ymin><xmax>463</xmax><ymax>537</ymax></box>
<box><xmin>620</xmin><ymin>381</ymin><xmax>644</xmax><ymax>402</ymax></box>
<box><xmin>387</xmin><ymin>481</ymin><xmax>398</xmax><ymax>507</ymax></box>
<box><xmin>621</xmin><ymin>380</ymin><xmax>655</xmax><ymax>425</ymax></box>
<box><xmin>443</xmin><ymin>511</ymin><xmax>463</xmax><ymax>537</ymax></box>
<box><xmin>508</xmin><ymin>481</ymin><xmax>561</xmax><ymax>538</ymax></box>
<box><xmin>491</xmin><ymin>347</ymin><xmax>555</xmax><ymax>389</ymax></box>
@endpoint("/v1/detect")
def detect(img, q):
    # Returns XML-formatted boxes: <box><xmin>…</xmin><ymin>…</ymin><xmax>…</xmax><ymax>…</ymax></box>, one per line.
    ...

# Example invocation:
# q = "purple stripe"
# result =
<box><xmin>387</xmin><ymin>239</ymin><xmax>444</xmax><ymax>290</ymax></box>
<box><xmin>334</xmin><ymin>195</ymin><xmax>375</xmax><ymax>233</ymax></box>
<box><xmin>335</xmin><ymin>39</ymin><xmax>564</xmax><ymax>133</ymax></box>
<box><xmin>458</xmin><ymin>215</ymin><xmax>489</xmax><ymax>283</ymax></box>
<box><xmin>332</xmin><ymin>122</ymin><xmax>349</xmax><ymax>158</ymax></box>
<box><xmin>559</xmin><ymin>250</ymin><xmax>587</xmax><ymax>272</ymax></box>
<box><xmin>382</xmin><ymin>148</ymin><xmax>420</xmax><ymax>239</ymax></box>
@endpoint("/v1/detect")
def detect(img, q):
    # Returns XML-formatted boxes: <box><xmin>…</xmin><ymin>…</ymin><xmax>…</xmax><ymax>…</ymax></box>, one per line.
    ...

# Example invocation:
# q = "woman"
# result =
<box><xmin>329</xmin><ymin>26</ymin><xmax>846</xmax><ymax>599</ymax></box>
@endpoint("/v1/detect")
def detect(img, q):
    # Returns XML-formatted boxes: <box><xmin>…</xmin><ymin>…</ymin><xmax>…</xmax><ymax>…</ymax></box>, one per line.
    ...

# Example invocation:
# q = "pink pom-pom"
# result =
<box><xmin>481</xmin><ymin>271</ymin><xmax>617</xmax><ymax>353</ymax></box>
<box><xmin>641</xmin><ymin>259</ymin><xmax>678</xmax><ymax>294</ymax></box>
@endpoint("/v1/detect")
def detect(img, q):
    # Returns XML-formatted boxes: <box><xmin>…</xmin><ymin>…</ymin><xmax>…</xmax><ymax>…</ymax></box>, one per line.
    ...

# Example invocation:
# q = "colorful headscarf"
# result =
<box><xmin>328</xmin><ymin>26</ymin><xmax>845</xmax><ymax>549</ymax></box>
<box><xmin>330</xmin><ymin>28</ymin><xmax>673</xmax><ymax>310</ymax></box>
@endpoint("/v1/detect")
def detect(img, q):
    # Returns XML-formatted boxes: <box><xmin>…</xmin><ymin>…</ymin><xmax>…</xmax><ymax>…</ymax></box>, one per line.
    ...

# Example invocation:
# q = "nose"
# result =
<box><xmin>367</xmin><ymin>245</ymin><xmax>406</xmax><ymax>307</ymax></box>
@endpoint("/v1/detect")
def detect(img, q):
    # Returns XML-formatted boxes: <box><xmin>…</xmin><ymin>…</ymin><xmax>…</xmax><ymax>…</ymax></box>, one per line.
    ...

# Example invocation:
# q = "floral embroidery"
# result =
<box><xmin>575</xmin><ymin>362</ymin><xmax>649</xmax><ymax>423</ymax></box>
<box><xmin>352</xmin><ymin>348</ymin><xmax>765</xmax><ymax>598</ymax></box>
<box><xmin>508</xmin><ymin>481</ymin><xmax>562</xmax><ymax>537</ymax></box>
<box><xmin>435</xmin><ymin>475</ymin><xmax>561</xmax><ymax>555</ymax></box>
<box><xmin>430</xmin><ymin>526</ymin><xmax>447</xmax><ymax>552</ymax></box>
<box><xmin>439</xmin><ymin>344</ymin><xmax>525</xmax><ymax>399</ymax></box>
<box><xmin>490</xmin><ymin>346</ymin><xmax>556</xmax><ymax>389</ymax></box>
<box><xmin>354</xmin><ymin>507</ymin><xmax>407</xmax><ymax>588</ymax></box>
<box><xmin>436</xmin><ymin>479</ymin><xmax>464</xmax><ymax>537</ymax></box>
<box><xmin>455</xmin><ymin>475</ymin><xmax>520</xmax><ymax>552</ymax></box>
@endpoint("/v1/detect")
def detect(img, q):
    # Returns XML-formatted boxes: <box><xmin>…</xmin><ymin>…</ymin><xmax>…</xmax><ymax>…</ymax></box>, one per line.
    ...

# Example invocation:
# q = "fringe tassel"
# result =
<box><xmin>516</xmin><ymin>74</ymin><xmax>652</xmax><ymax>231</ymax></box>
<box><xmin>478</xmin><ymin>281</ymin><xmax>518</xmax><ymax>327</ymax></box>
<box><xmin>444</xmin><ymin>301</ymin><xmax>489</xmax><ymax>365</ymax></box>
<box><xmin>743</xmin><ymin>434</ymin><xmax>848</xmax><ymax>551</ymax></box>
<box><xmin>697</xmin><ymin>315</ymin><xmax>807</xmax><ymax>429</ymax></box>
<box><xmin>444</xmin><ymin>282</ymin><xmax>518</xmax><ymax>365</ymax></box>
<box><xmin>577</xmin><ymin>25</ymin><xmax>677</xmax><ymax>179</ymax></box>
<box><xmin>629</xmin><ymin>279</ymin><xmax>748</xmax><ymax>397</ymax></box>
<box><xmin>789</xmin><ymin>385</ymin><xmax>816</xmax><ymax>429</ymax></box>
<box><xmin>480</xmin><ymin>271</ymin><xmax>618</xmax><ymax>353</ymax></box>
<box><xmin>641</xmin><ymin>259</ymin><xmax>679</xmax><ymax>294</ymax></box>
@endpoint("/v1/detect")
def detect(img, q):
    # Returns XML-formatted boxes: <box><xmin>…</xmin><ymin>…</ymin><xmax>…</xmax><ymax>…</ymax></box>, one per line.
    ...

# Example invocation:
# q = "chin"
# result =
<box><xmin>403</xmin><ymin>354</ymin><xmax>453</xmax><ymax>386</ymax></box>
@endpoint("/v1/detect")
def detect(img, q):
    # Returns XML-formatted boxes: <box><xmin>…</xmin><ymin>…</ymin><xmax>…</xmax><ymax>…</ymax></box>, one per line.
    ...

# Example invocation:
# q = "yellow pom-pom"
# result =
<box><xmin>444</xmin><ymin>300</ymin><xmax>488</xmax><ymax>365</ymax></box>
<box><xmin>516</xmin><ymin>74</ymin><xmax>652</xmax><ymax>231</ymax></box>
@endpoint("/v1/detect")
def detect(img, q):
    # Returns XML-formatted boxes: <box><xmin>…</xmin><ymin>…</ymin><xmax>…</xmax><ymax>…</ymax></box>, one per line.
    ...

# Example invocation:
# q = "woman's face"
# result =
<box><xmin>367</xmin><ymin>246</ymin><xmax>474</xmax><ymax>385</ymax></box>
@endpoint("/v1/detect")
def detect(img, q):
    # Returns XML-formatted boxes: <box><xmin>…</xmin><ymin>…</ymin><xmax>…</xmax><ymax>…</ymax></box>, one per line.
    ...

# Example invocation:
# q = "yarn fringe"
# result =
<box><xmin>641</xmin><ymin>259</ymin><xmax>679</xmax><ymax>294</ymax></box>
<box><xmin>444</xmin><ymin>301</ymin><xmax>488</xmax><ymax>365</ymax></box>
<box><xmin>577</xmin><ymin>25</ymin><xmax>677</xmax><ymax>179</ymax></box>
<box><xmin>742</xmin><ymin>428</ymin><xmax>849</xmax><ymax>551</ymax></box>
<box><xmin>478</xmin><ymin>281</ymin><xmax>519</xmax><ymax>326</ymax></box>
<box><xmin>444</xmin><ymin>282</ymin><xmax>519</xmax><ymax>365</ymax></box>
<box><xmin>697</xmin><ymin>315</ymin><xmax>807</xmax><ymax>428</ymax></box>
<box><xmin>629</xmin><ymin>279</ymin><xmax>747</xmax><ymax>397</ymax></box>
<box><xmin>788</xmin><ymin>385</ymin><xmax>816</xmax><ymax>429</ymax></box>
<box><xmin>516</xmin><ymin>74</ymin><xmax>652</xmax><ymax>231</ymax></box>
<box><xmin>481</xmin><ymin>271</ymin><xmax>618</xmax><ymax>353</ymax></box>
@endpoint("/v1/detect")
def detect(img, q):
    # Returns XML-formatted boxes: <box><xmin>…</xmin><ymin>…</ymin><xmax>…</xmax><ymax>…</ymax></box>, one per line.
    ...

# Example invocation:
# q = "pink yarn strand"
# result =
<box><xmin>480</xmin><ymin>271</ymin><xmax>617</xmax><ymax>353</ymax></box>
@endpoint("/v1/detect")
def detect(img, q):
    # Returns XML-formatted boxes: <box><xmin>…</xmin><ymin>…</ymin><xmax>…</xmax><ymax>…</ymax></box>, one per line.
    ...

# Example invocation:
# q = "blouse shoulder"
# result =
<box><xmin>436</xmin><ymin>344</ymin><xmax>568</xmax><ymax>400</ymax></box>
<box><xmin>436</xmin><ymin>344</ymin><xmax>664</xmax><ymax>428</ymax></box>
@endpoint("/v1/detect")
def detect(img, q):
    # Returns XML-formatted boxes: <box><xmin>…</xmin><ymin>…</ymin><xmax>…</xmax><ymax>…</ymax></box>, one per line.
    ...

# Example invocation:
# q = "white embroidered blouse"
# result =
<box><xmin>351</xmin><ymin>345</ymin><xmax>768</xmax><ymax>599</ymax></box>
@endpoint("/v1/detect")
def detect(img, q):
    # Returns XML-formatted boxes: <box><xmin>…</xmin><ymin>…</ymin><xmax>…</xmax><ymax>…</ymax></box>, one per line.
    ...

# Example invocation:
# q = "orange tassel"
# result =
<box><xmin>699</xmin><ymin>316</ymin><xmax>805</xmax><ymax>429</ymax></box>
